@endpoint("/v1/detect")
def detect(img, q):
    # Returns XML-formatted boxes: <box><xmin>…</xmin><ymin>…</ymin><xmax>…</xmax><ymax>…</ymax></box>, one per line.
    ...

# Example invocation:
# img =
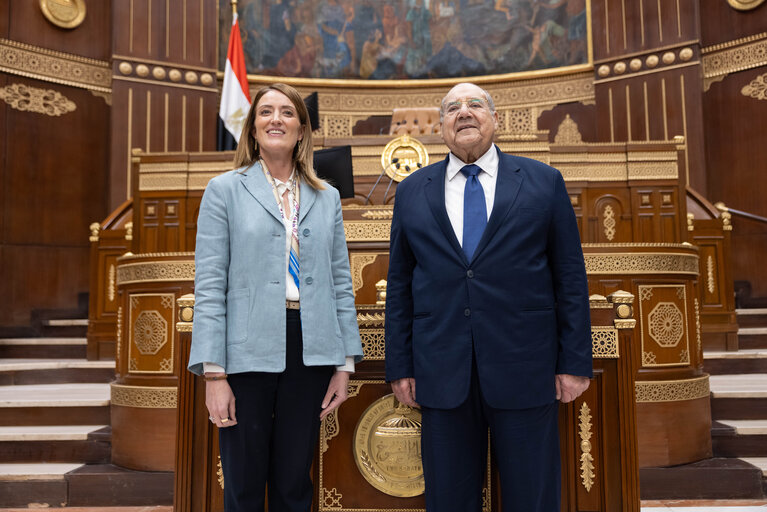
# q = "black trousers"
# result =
<box><xmin>420</xmin><ymin>358</ymin><xmax>561</xmax><ymax>512</ymax></box>
<box><xmin>219</xmin><ymin>309</ymin><xmax>334</xmax><ymax>512</ymax></box>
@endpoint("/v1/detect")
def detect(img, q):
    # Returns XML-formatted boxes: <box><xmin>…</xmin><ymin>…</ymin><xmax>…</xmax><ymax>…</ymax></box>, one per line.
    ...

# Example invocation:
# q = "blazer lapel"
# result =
<box><xmin>239</xmin><ymin>162</ymin><xmax>283</xmax><ymax>224</ymax></box>
<box><xmin>298</xmin><ymin>179</ymin><xmax>317</xmax><ymax>225</ymax></box>
<box><xmin>424</xmin><ymin>157</ymin><xmax>466</xmax><ymax>262</ymax></box>
<box><xmin>471</xmin><ymin>148</ymin><xmax>523</xmax><ymax>262</ymax></box>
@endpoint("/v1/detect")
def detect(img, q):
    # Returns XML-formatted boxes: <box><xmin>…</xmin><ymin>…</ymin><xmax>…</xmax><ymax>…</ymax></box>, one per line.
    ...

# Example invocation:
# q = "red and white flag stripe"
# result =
<box><xmin>219</xmin><ymin>12</ymin><xmax>251</xmax><ymax>147</ymax></box>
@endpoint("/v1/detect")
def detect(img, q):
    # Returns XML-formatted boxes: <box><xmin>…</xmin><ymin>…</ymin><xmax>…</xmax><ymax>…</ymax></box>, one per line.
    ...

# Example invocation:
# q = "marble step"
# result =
<box><xmin>0</xmin><ymin>384</ymin><xmax>110</xmax><ymax>426</ymax></box>
<box><xmin>713</xmin><ymin>420</ymin><xmax>767</xmax><ymax>458</ymax></box>
<box><xmin>705</xmin><ymin>350</ymin><xmax>767</xmax><ymax>375</ymax></box>
<box><xmin>710</xmin><ymin>374</ymin><xmax>767</xmax><ymax>421</ymax></box>
<box><xmin>0</xmin><ymin>358</ymin><xmax>114</xmax><ymax>385</ymax></box>
<box><xmin>0</xmin><ymin>425</ymin><xmax>110</xmax><ymax>464</ymax></box>
<box><xmin>0</xmin><ymin>338</ymin><xmax>87</xmax><ymax>359</ymax></box>
<box><xmin>44</xmin><ymin>319</ymin><xmax>89</xmax><ymax>327</ymax></box>
<box><xmin>66</xmin><ymin>464</ymin><xmax>173</xmax><ymax>507</ymax></box>
<box><xmin>737</xmin><ymin>309</ymin><xmax>767</xmax><ymax>328</ymax></box>
<box><xmin>739</xmin><ymin>328</ymin><xmax>767</xmax><ymax>351</ymax></box>
<box><xmin>741</xmin><ymin>458</ymin><xmax>767</xmax><ymax>478</ymax></box>
<box><xmin>0</xmin><ymin>462</ymin><xmax>82</xmax><ymax>508</ymax></box>
<box><xmin>640</xmin><ymin>457</ymin><xmax>764</xmax><ymax>500</ymax></box>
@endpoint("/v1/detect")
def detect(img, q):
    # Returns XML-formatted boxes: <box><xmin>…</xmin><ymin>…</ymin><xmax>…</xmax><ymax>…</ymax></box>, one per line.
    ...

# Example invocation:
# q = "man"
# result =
<box><xmin>385</xmin><ymin>82</ymin><xmax>592</xmax><ymax>512</ymax></box>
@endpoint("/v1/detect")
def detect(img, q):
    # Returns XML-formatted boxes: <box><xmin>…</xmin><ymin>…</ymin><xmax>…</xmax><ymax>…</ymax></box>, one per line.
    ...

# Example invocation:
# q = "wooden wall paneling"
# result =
<box><xmin>537</xmin><ymin>103</ymin><xmax>598</xmax><ymax>143</ymax></box>
<box><xmin>7</xmin><ymin>1</ymin><xmax>111</xmax><ymax>61</ymax></box>
<box><xmin>0</xmin><ymin>2</ymin><xmax>9</xmax><ymax>37</ymax></box>
<box><xmin>699</xmin><ymin>0</ymin><xmax>767</xmax><ymax>47</ymax></box>
<box><xmin>703</xmin><ymin>66</ymin><xmax>767</xmax><ymax>298</ymax></box>
<box><xmin>0</xmin><ymin>73</ymin><xmax>6</xmax><ymax>246</ymax></box>
<box><xmin>588</xmin><ymin>188</ymin><xmax>633</xmax><ymax>243</ymax></box>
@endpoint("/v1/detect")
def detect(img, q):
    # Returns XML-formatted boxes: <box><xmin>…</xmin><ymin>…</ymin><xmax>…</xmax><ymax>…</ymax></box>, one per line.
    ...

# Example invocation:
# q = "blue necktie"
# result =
<box><xmin>460</xmin><ymin>164</ymin><xmax>487</xmax><ymax>260</ymax></box>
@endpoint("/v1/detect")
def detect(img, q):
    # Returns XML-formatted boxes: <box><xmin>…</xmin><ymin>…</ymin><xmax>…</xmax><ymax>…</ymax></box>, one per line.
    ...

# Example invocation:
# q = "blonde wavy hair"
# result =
<box><xmin>233</xmin><ymin>83</ymin><xmax>324</xmax><ymax>190</ymax></box>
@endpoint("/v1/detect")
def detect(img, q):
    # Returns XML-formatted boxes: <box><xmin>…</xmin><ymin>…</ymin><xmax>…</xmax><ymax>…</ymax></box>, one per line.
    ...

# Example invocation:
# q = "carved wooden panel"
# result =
<box><xmin>638</xmin><ymin>284</ymin><xmax>691</xmax><ymax>368</ymax></box>
<box><xmin>128</xmin><ymin>293</ymin><xmax>175</xmax><ymax>374</ymax></box>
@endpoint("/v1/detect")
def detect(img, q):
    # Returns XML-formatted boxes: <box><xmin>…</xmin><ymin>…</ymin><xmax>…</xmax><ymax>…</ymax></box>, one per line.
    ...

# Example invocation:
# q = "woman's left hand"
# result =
<box><xmin>320</xmin><ymin>370</ymin><xmax>350</xmax><ymax>420</ymax></box>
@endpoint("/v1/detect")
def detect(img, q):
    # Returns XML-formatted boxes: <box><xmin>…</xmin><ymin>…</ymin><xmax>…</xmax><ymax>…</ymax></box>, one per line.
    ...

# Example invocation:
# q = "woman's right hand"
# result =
<box><xmin>205</xmin><ymin>376</ymin><xmax>238</xmax><ymax>428</ymax></box>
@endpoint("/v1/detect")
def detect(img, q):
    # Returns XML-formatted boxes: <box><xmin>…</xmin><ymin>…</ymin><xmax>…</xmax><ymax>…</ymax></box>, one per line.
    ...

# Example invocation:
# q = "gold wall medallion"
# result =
<box><xmin>742</xmin><ymin>73</ymin><xmax>767</xmax><ymax>101</ymax></box>
<box><xmin>0</xmin><ymin>83</ymin><xmax>76</xmax><ymax>117</ymax></box>
<box><xmin>381</xmin><ymin>135</ymin><xmax>429</xmax><ymax>183</ymax></box>
<box><xmin>353</xmin><ymin>394</ymin><xmax>425</xmax><ymax>497</ymax></box>
<box><xmin>40</xmin><ymin>0</ymin><xmax>87</xmax><ymax>29</ymax></box>
<box><xmin>726</xmin><ymin>0</ymin><xmax>766</xmax><ymax>10</ymax></box>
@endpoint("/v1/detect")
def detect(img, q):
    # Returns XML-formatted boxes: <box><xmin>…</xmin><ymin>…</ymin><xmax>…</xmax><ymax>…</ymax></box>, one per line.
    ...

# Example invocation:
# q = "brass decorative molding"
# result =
<box><xmin>40</xmin><ymin>0</ymin><xmax>86</xmax><ymax>29</ymax></box>
<box><xmin>602</xmin><ymin>205</ymin><xmax>616</xmax><ymax>241</ymax></box>
<box><xmin>133</xmin><ymin>310</ymin><xmax>168</xmax><ymax>355</ymax></box>
<box><xmin>350</xmin><ymin>254</ymin><xmax>379</xmax><ymax>294</ymax></box>
<box><xmin>343</xmin><ymin>222</ymin><xmax>391</xmax><ymax>243</ymax></box>
<box><xmin>89</xmin><ymin>222</ymin><xmax>100</xmax><ymax>242</ymax></box>
<box><xmin>694</xmin><ymin>298</ymin><xmax>702</xmax><ymax>357</ymax></box>
<box><xmin>0</xmin><ymin>83</ymin><xmax>76</xmax><ymax>116</ymax></box>
<box><xmin>589</xmin><ymin>294</ymin><xmax>612</xmax><ymax>309</ymax></box>
<box><xmin>177</xmin><ymin>294</ymin><xmax>195</xmax><ymax>333</ymax></box>
<box><xmin>707</xmin><ymin>255</ymin><xmax>716</xmax><ymax>293</ymax></box>
<box><xmin>553</xmin><ymin>114</ymin><xmax>583</xmax><ymax>145</ymax></box>
<box><xmin>594</xmin><ymin>43</ymin><xmax>699</xmax><ymax>84</ymax></box>
<box><xmin>742</xmin><ymin>73</ymin><xmax>767</xmax><ymax>101</ymax></box>
<box><xmin>591</xmin><ymin>326</ymin><xmax>619</xmax><ymax>358</ymax></box>
<box><xmin>321</xmin><ymin>408</ymin><xmax>340</xmax><ymax>454</ymax></box>
<box><xmin>107</xmin><ymin>264</ymin><xmax>116</xmax><ymax>302</ymax></box>
<box><xmin>643</xmin><ymin>351</ymin><xmax>658</xmax><ymax>365</ymax></box>
<box><xmin>116</xmin><ymin>306</ymin><xmax>123</xmax><ymax>369</ymax></box>
<box><xmin>360</xmin><ymin>329</ymin><xmax>385</xmax><ymax>361</ymax></box>
<box><xmin>0</xmin><ymin>38</ymin><xmax>110</xmax><ymax>92</ymax></box>
<box><xmin>727</xmin><ymin>0</ymin><xmax>766</xmax><ymax>10</ymax></box>
<box><xmin>357</xmin><ymin>311</ymin><xmax>385</xmax><ymax>327</ymax></box>
<box><xmin>702</xmin><ymin>32</ymin><xmax>767</xmax><ymax>90</ymax></box>
<box><xmin>648</xmin><ymin>302</ymin><xmax>684</xmax><ymax>348</ymax></box>
<box><xmin>635</xmin><ymin>375</ymin><xmax>710</xmax><ymax>403</ymax></box>
<box><xmin>578</xmin><ymin>403</ymin><xmax>595</xmax><ymax>492</ymax></box>
<box><xmin>360</xmin><ymin>209</ymin><xmax>394</xmax><ymax>220</ymax></box>
<box><xmin>217</xmin><ymin>456</ymin><xmax>224</xmax><ymax>490</ymax></box>
<box><xmin>584</xmin><ymin>252</ymin><xmax>699</xmax><ymax>275</ymax></box>
<box><xmin>322</xmin><ymin>488</ymin><xmax>343</xmax><ymax>509</ymax></box>
<box><xmin>116</xmin><ymin>260</ymin><xmax>195</xmax><ymax>285</ymax></box>
<box><xmin>110</xmin><ymin>383</ymin><xmax>178</xmax><ymax>408</ymax></box>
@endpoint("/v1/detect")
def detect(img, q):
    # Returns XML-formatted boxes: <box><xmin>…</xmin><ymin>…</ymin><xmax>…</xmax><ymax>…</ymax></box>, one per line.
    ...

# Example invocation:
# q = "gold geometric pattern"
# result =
<box><xmin>647</xmin><ymin>302</ymin><xmax>684</xmax><ymax>348</ymax></box>
<box><xmin>554</xmin><ymin>114</ymin><xmax>583</xmax><ymax>144</ymax></box>
<box><xmin>360</xmin><ymin>329</ymin><xmax>385</xmax><ymax>360</ymax></box>
<box><xmin>579</xmin><ymin>403</ymin><xmax>595</xmax><ymax>492</ymax></box>
<box><xmin>643</xmin><ymin>351</ymin><xmax>657</xmax><ymax>365</ymax></box>
<box><xmin>702</xmin><ymin>33</ymin><xmax>767</xmax><ymax>80</ymax></box>
<box><xmin>321</xmin><ymin>409</ymin><xmax>340</xmax><ymax>454</ymax></box>
<box><xmin>591</xmin><ymin>327</ymin><xmax>619</xmax><ymax>358</ymax></box>
<box><xmin>0</xmin><ymin>38</ymin><xmax>111</xmax><ymax>92</ymax></box>
<box><xmin>0</xmin><ymin>83</ymin><xmax>76</xmax><ymax>116</ymax></box>
<box><xmin>322</xmin><ymin>488</ymin><xmax>343</xmax><ymax>509</ymax></box>
<box><xmin>602</xmin><ymin>205</ymin><xmax>616</xmax><ymax>241</ymax></box>
<box><xmin>133</xmin><ymin>310</ymin><xmax>168</xmax><ymax>355</ymax></box>
<box><xmin>117</xmin><ymin>260</ymin><xmax>195</xmax><ymax>285</ymax></box>
<box><xmin>635</xmin><ymin>375</ymin><xmax>710</xmax><ymax>403</ymax></box>
<box><xmin>110</xmin><ymin>383</ymin><xmax>178</xmax><ymax>408</ymax></box>
<box><xmin>640</xmin><ymin>288</ymin><xmax>654</xmax><ymax>302</ymax></box>
<box><xmin>741</xmin><ymin>73</ymin><xmax>767</xmax><ymax>101</ymax></box>
<box><xmin>350</xmin><ymin>254</ymin><xmax>378</xmax><ymax>294</ymax></box>
<box><xmin>584</xmin><ymin>253</ymin><xmax>699</xmax><ymax>275</ymax></box>
<box><xmin>343</xmin><ymin>222</ymin><xmax>391</xmax><ymax>243</ymax></box>
<box><xmin>357</xmin><ymin>311</ymin><xmax>385</xmax><ymax>327</ymax></box>
<box><xmin>679</xmin><ymin>349</ymin><xmax>690</xmax><ymax>364</ymax></box>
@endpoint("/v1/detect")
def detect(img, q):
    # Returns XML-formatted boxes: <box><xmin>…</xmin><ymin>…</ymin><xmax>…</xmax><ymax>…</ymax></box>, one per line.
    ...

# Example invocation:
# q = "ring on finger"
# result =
<box><xmin>221</xmin><ymin>418</ymin><xmax>229</xmax><ymax>423</ymax></box>
<box><xmin>209</xmin><ymin>417</ymin><xmax>216</xmax><ymax>422</ymax></box>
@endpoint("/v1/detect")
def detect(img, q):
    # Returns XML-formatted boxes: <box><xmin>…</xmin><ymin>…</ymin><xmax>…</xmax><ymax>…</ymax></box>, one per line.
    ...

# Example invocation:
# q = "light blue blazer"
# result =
<box><xmin>188</xmin><ymin>162</ymin><xmax>363</xmax><ymax>375</ymax></box>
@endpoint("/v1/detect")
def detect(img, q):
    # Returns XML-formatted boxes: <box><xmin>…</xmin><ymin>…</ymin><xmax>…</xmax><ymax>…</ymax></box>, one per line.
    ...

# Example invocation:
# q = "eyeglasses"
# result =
<box><xmin>443</xmin><ymin>98</ymin><xmax>489</xmax><ymax>117</ymax></box>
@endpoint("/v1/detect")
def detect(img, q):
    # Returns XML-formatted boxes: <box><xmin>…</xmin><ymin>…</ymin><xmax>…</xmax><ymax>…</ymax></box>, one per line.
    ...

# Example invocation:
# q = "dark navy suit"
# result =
<box><xmin>385</xmin><ymin>147</ymin><xmax>592</xmax><ymax>511</ymax></box>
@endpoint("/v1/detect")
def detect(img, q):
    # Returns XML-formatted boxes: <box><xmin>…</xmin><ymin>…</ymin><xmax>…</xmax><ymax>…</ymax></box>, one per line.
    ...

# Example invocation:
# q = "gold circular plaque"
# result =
<box><xmin>381</xmin><ymin>135</ymin><xmax>429</xmax><ymax>183</ymax></box>
<box><xmin>353</xmin><ymin>394</ymin><xmax>424</xmax><ymax>497</ymax></box>
<box><xmin>40</xmin><ymin>0</ymin><xmax>86</xmax><ymax>29</ymax></box>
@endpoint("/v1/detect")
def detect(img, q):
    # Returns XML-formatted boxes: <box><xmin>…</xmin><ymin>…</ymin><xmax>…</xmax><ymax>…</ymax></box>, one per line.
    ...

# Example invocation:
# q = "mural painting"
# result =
<box><xmin>220</xmin><ymin>0</ymin><xmax>589</xmax><ymax>80</ymax></box>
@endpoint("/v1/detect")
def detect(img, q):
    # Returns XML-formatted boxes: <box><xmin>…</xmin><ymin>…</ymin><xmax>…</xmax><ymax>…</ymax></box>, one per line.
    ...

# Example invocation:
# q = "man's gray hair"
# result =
<box><xmin>439</xmin><ymin>84</ymin><xmax>496</xmax><ymax>122</ymax></box>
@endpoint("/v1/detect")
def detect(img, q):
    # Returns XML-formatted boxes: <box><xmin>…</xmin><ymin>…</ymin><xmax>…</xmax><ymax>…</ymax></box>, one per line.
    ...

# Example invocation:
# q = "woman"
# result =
<box><xmin>188</xmin><ymin>83</ymin><xmax>363</xmax><ymax>512</ymax></box>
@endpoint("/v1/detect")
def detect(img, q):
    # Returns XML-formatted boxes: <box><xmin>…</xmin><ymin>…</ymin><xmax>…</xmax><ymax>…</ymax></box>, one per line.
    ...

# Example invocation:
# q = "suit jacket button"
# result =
<box><xmin>303</xmin><ymin>228</ymin><xmax>310</xmax><ymax>236</ymax></box>
<box><xmin>467</xmin><ymin>270</ymin><xmax>474</xmax><ymax>278</ymax></box>
<box><xmin>305</xmin><ymin>276</ymin><xmax>313</xmax><ymax>285</ymax></box>
<box><xmin>464</xmin><ymin>308</ymin><xmax>471</xmax><ymax>316</ymax></box>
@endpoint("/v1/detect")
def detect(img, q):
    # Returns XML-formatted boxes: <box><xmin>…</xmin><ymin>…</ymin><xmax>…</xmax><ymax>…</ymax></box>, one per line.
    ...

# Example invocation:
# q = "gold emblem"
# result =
<box><xmin>40</xmin><ymin>0</ymin><xmax>87</xmax><ymax>29</ymax></box>
<box><xmin>353</xmin><ymin>394</ymin><xmax>424</xmax><ymax>497</ymax></box>
<box><xmin>381</xmin><ymin>135</ymin><xmax>429</xmax><ymax>182</ymax></box>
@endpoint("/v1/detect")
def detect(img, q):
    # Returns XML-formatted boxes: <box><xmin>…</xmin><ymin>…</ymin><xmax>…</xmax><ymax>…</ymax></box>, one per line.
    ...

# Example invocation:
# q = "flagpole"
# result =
<box><xmin>231</xmin><ymin>0</ymin><xmax>237</xmax><ymax>19</ymax></box>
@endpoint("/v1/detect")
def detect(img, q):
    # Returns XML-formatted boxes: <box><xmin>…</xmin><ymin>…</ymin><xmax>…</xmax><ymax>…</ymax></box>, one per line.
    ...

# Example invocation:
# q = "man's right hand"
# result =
<box><xmin>391</xmin><ymin>377</ymin><xmax>419</xmax><ymax>408</ymax></box>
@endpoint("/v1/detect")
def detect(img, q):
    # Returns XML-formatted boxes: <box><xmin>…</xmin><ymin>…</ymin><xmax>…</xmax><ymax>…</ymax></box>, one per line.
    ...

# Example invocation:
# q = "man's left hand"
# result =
<box><xmin>555</xmin><ymin>374</ymin><xmax>590</xmax><ymax>403</ymax></box>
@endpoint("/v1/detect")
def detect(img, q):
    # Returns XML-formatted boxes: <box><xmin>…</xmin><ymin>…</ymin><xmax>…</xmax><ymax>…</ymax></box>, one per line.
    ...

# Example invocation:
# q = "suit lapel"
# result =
<box><xmin>298</xmin><ymin>179</ymin><xmax>317</xmax><ymax>225</ymax></box>
<box><xmin>239</xmin><ymin>162</ymin><xmax>283</xmax><ymax>224</ymax></box>
<box><xmin>471</xmin><ymin>148</ymin><xmax>523</xmax><ymax>262</ymax></box>
<box><xmin>424</xmin><ymin>157</ymin><xmax>466</xmax><ymax>262</ymax></box>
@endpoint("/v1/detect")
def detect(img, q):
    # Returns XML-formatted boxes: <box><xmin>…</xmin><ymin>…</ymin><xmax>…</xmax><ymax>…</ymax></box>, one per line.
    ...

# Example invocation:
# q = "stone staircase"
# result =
<box><xmin>0</xmin><ymin>317</ymin><xmax>173</xmax><ymax>507</ymax></box>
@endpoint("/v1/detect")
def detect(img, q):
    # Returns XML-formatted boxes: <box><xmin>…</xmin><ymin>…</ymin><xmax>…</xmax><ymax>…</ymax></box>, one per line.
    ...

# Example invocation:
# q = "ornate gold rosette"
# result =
<box><xmin>40</xmin><ymin>0</ymin><xmax>87</xmax><ymax>29</ymax></box>
<box><xmin>353</xmin><ymin>394</ymin><xmax>425</xmax><ymax>497</ymax></box>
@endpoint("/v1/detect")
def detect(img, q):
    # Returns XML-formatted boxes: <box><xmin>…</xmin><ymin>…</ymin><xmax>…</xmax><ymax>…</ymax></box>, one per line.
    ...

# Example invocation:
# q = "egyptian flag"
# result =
<box><xmin>217</xmin><ymin>12</ymin><xmax>251</xmax><ymax>151</ymax></box>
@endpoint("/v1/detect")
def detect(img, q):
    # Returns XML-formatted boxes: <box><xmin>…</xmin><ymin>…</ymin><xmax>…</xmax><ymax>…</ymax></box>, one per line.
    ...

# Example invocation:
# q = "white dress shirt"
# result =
<box><xmin>445</xmin><ymin>144</ymin><xmax>498</xmax><ymax>246</ymax></box>
<box><xmin>204</xmin><ymin>173</ymin><xmax>354</xmax><ymax>374</ymax></box>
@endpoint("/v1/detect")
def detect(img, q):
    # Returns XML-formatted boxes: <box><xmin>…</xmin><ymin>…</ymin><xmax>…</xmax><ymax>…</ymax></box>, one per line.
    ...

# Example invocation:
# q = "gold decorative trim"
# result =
<box><xmin>360</xmin><ymin>329</ymin><xmax>385</xmax><ymax>361</ymax></box>
<box><xmin>553</xmin><ymin>114</ymin><xmax>583</xmax><ymax>145</ymax></box>
<box><xmin>589</xmin><ymin>294</ymin><xmax>612</xmax><ymax>308</ymax></box>
<box><xmin>635</xmin><ymin>375</ymin><xmax>710</xmax><ymax>403</ymax></box>
<box><xmin>117</xmin><ymin>251</ymin><xmax>195</xmax><ymax>262</ymax></box>
<box><xmin>608</xmin><ymin>289</ymin><xmax>636</xmax><ymax>304</ymax></box>
<box><xmin>217</xmin><ymin>456</ymin><xmax>224</xmax><ymax>490</ymax></box>
<box><xmin>707</xmin><ymin>255</ymin><xmax>716</xmax><ymax>293</ymax></box>
<box><xmin>321</xmin><ymin>408</ymin><xmax>340</xmax><ymax>454</ymax></box>
<box><xmin>694</xmin><ymin>298</ymin><xmax>702</xmax><ymax>357</ymax></box>
<box><xmin>116</xmin><ymin>260</ymin><xmax>195</xmax><ymax>285</ymax></box>
<box><xmin>107</xmin><ymin>264</ymin><xmax>116</xmax><ymax>302</ymax></box>
<box><xmin>702</xmin><ymin>33</ymin><xmax>767</xmax><ymax>79</ymax></box>
<box><xmin>350</xmin><ymin>254</ymin><xmax>378</xmax><ymax>294</ymax></box>
<box><xmin>592</xmin><ymin>326</ymin><xmax>619</xmax><ymax>358</ymax></box>
<box><xmin>357</xmin><ymin>311</ymin><xmax>385</xmax><ymax>327</ymax></box>
<box><xmin>360</xmin><ymin>209</ymin><xmax>394</xmax><ymax>220</ymax></box>
<box><xmin>742</xmin><ymin>73</ymin><xmax>767</xmax><ymax>100</ymax></box>
<box><xmin>584</xmin><ymin>253</ymin><xmax>699</xmax><ymax>275</ymax></box>
<box><xmin>0</xmin><ymin>38</ymin><xmax>110</xmax><ymax>92</ymax></box>
<box><xmin>0</xmin><ymin>83</ymin><xmax>76</xmax><ymax>116</ymax></box>
<box><xmin>89</xmin><ymin>222</ymin><xmax>100</xmax><ymax>242</ymax></box>
<box><xmin>116</xmin><ymin>306</ymin><xmax>122</xmax><ymax>369</ymax></box>
<box><xmin>639</xmin><ymin>285</ymin><xmax>690</xmax><ymax>368</ymax></box>
<box><xmin>579</xmin><ymin>403</ymin><xmax>595</xmax><ymax>492</ymax></box>
<box><xmin>321</xmin><ymin>488</ymin><xmax>343</xmax><ymax>509</ymax></box>
<box><xmin>110</xmin><ymin>383</ymin><xmax>178</xmax><ymax>408</ymax></box>
<box><xmin>727</xmin><ymin>0</ymin><xmax>766</xmax><ymax>10</ymax></box>
<box><xmin>40</xmin><ymin>0</ymin><xmax>86</xmax><ymax>29</ymax></box>
<box><xmin>602</xmin><ymin>205</ymin><xmax>616</xmax><ymax>241</ymax></box>
<box><xmin>343</xmin><ymin>222</ymin><xmax>391</xmax><ymax>243</ymax></box>
<box><xmin>615</xmin><ymin>318</ymin><xmax>637</xmax><ymax>329</ymax></box>
<box><xmin>647</xmin><ymin>302</ymin><xmax>684</xmax><ymax>348</ymax></box>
